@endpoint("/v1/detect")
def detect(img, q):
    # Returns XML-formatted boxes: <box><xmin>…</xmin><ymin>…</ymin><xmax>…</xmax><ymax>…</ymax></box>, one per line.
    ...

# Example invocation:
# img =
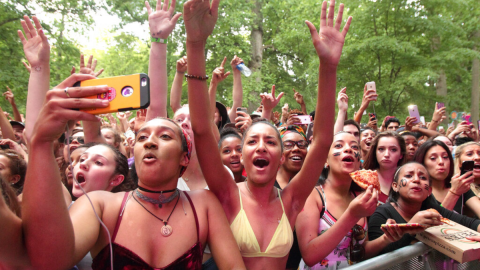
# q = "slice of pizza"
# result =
<box><xmin>349</xmin><ymin>169</ymin><xmax>380</xmax><ymax>192</ymax></box>
<box><xmin>427</xmin><ymin>208</ymin><xmax>454</xmax><ymax>225</ymax></box>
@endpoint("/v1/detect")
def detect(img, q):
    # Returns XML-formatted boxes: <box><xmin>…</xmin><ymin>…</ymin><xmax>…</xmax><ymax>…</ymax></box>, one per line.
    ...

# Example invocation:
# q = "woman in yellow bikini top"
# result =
<box><xmin>187</xmin><ymin>0</ymin><xmax>352</xmax><ymax>268</ymax></box>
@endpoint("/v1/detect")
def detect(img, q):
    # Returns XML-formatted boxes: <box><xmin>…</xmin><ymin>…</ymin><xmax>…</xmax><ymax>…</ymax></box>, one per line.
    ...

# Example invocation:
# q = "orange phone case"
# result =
<box><xmin>75</xmin><ymin>73</ymin><xmax>149</xmax><ymax>114</ymax></box>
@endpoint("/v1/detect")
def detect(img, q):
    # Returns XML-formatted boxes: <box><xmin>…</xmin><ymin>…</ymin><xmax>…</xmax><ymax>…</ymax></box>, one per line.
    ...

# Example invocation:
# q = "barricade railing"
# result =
<box><xmin>344</xmin><ymin>242</ymin><xmax>480</xmax><ymax>270</ymax></box>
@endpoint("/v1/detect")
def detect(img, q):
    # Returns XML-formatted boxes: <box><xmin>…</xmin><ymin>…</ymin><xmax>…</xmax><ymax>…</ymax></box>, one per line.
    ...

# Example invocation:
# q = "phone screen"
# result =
<box><xmin>437</xmin><ymin>102</ymin><xmax>445</xmax><ymax>109</ymax></box>
<box><xmin>461</xmin><ymin>160</ymin><xmax>475</xmax><ymax>175</ymax></box>
<box><xmin>295</xmin><ymin>115</ymin><xmax>312</xmax><ymax>125</ymax></box>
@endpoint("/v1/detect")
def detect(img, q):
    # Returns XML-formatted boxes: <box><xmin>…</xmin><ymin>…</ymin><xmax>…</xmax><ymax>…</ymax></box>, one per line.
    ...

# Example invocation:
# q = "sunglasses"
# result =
<box><xmin>283</xmin><ymin>140</ymin><xmax>308</xmax><ymax>150</ymax></box>
<box><xmin>65</xmin><ymin>136</ymin><xmax>85</xmax><ymax>144</ymax></box>
<box><xmin>348</xmin><ymin>224</ymin><xmax>366</xmax><ymax>264</ymax></box>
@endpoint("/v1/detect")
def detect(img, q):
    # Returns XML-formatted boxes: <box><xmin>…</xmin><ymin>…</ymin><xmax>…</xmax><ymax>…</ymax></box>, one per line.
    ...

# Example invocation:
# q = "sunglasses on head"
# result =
<box><xmin>348</xmin><ymin>224</ymin><xmax>366</xmax><ymax>264</ymax></box>
<box><xmin>283</xmin><ymin>140</ymin><xmax>308</xmax><ymax>150</ymax></box>
<box><xmin>65</xmin><ymin>136</ymin><xmax>85</xmax><ymax>144</ymax></box>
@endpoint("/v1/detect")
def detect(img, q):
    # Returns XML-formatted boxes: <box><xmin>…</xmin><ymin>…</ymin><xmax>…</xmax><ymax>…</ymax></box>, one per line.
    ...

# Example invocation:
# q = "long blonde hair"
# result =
<box><xmin>454</xmin><ymin>142</ymin><xmax>480</xmax><ymax>175</ymax></box>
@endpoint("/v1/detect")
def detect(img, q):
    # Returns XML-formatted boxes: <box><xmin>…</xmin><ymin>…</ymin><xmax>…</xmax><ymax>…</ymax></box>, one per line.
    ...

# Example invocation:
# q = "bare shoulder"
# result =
<box><xmin>70</xmin><ymin>191</ymin><xmax>128</xmax><ymax>214</ymax></box>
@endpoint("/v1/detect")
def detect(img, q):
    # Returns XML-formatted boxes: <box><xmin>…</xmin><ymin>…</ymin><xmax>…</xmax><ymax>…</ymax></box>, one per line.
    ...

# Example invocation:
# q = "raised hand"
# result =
<box><xmin>176</xmin><ymin>56</ymin><xmax>188</xmax><ymax>73</ymax></box>
<box><xmin>260</xmin><ymin>85</ymin><xmax>284</xmax><ymax>111</ymax></box>
<box><xmin>146</xmin><ymin>0</ymin><xmax>182</xmax><ymax>39</ymax></box>
<box><xmin>305</xmin><ymin>0</ymin><xmax>352</xmax><ymax>66</ymax></box>
<box><xmin>18</xmin><ymin>16</ymin><xmax>50</xmax><ymax>70</ymax></box>
<box><xmin>3</xmin><ymin>87</ymin><xmax>15</xmax><ymax>105</ymax></box>
<box><xmin>336</xmin><ymin>87</ymin><xmax>348</xmax><ymax>111</ymax></box>
<box><xmin>235</xmin><ymin>111</ymin><xmax>252</xmax><ymax>133</ymax></box>
<box><xmin>134</xmin><ymin>109</ymin><xmax>148</xmax><ymax>133</ymax></box>
<box><xmin>71</xmin><ymin>54</ymin><xmax>104</xmax><ymax>77</ymax></box>
<box><xmin>293</xmin><ymin>88</ymin><xmax>305</xmax><ymax>105</ymax></box>
<box><xmin>211</xmin><ymin>57</ymin><xmax>231</xmax><ymax>85</ymax></box>
<box><xmin>230</xmin><ymin>55</ymin><xmax>244</xmax><ymax>71</ymax></box>
<box><xmin>183</xmin><ymin>0</ymin><xmax>220</xmax><ymax>43</ymax></box>
<box><xmin>450</xmin><ymin>171</ymin><xmax>475</xmax><ymax>196</ymax></box>
<box><xmin>405</xmin><ymin>116</ymin><xmax>417</xmax><ymax>131</ymax></box>
<box><xmin>361</xmin><ymin>84</ymin><xmax>377</xmax><ymax>108</ymax></box>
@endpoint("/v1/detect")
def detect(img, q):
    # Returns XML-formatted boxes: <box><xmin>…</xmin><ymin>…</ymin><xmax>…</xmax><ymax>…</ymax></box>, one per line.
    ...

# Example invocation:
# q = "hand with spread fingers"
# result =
<box><xmin>18</xmin><ymin>16</ymin><xmax>50</xmax><ymax>70</ymax></box>
<box><xmin>211</xmin><ymin>57</ymin><xmax>231</xmax><ymax>85</ymax></box>
<box><xmin>261</xmin><ymin>85</ymin><xmax>284</xmax><ymax>112</ymax></box>
<box><xmin>31</xmin><ymin>74</ymin><xmax>110</xmax><ymax>143</ymax></box>
<box><xmin>71</xmin><ymin>54</ymin><xmax>104</xmax><ymax>77</ymax></box>
<box><xmin>146</xmin><ymin>0</ymin><xmax>182</xmax><ymax>39</ymax></box>
<box><xmin>183</xmin><ymin>0</ymin><xmax>220</xmax><ymax>43</ymax></box>
<box><xmin>305</xmin><ymin>0</ymin><xmax>352</xmax><ymax>66</ymax></box>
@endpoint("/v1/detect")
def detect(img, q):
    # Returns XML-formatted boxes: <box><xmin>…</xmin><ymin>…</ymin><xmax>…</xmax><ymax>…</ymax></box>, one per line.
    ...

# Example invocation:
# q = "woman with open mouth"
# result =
<box><xmin>364</xmin><ymin>132</ymin><xmax>406</xmax><ymax>204</ymax></box>
<box><xmin>359</xmin><ymin>128</ymin><xmax>375</xmax><ymax>162</ymax></box>
<box><xmin>454</xmin><ymin>142</ymin><xmax>480</xmax><ymax>203</ymax></box>
<box><xmin>414</xmin><ymin>140</ymin><xmax>480</xmax><ymax>218</ymax></box>
<box><xmin>187</xmin><ymin>0</ymin><xmax>349</xmax><ymax>268</ymax></box>
<box><xmin>369</xmin><ymin>162</ymin><xmax>480</xmax><ymax>254</ymax></box>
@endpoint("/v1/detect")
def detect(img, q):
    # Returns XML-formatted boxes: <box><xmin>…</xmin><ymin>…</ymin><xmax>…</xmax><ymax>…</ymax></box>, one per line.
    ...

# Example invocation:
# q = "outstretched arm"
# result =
<box><xmin>333</xmin><ymin>87</ymin><xmax>348</xmax><ymax>134</ymax></box>
<box><xmin>353</xmin><ymin>85</ymin><xmax>377</xmax><ymax>124</ymax></box>
<box><xmin>146</xmin><ymin>0</ymin><xmax>182</xmax><ymax>120</ymax></box>
<box><xmin>4</xmin><ymin>87</ymin><xmax>22</xmax><ymax>122</ymax></box>
<box><xmin>283</xmin><ymin>0</ymin><xmax>352</xmax><ymax>213</ymax></box>
<box><xmin>18</xmin><ymin>16</ymin><xmax>50</xmax><ymax>144</ymax></box>
<box><xmin>185</xmin><ymin>0</ymin><xmax>239</xmax><ymax>217</ymax></box>
<box><xmin>227</xmin><ymin>56</ymin><xmax>244</xmax><ymax>122</ymax></box>
<box><xmin>0</xmin><ymin>105</ymin><xmax>15</xmax><ymax>141</ymax></box>
<box><xmin>208</xmin><ymin>57</ymin><xmax>231</xmax><ymax>121</ymax></box>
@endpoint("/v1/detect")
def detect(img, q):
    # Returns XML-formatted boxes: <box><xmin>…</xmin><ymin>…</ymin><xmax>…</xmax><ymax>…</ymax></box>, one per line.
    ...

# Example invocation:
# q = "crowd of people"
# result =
<box><xmin>2</xmin><ymin>0</ymin><xmax>480</xmax><ymax>269</ymax></box>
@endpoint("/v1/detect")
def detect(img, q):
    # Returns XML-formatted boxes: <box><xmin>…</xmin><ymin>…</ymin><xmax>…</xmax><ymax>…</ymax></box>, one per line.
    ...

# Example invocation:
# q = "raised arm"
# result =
<box><xmin>227</xmin><ymin>56</ymin><xmax>244</xmax><ymax>122</ymax></box>
<box><xmin>261</xmin><ymin>85</ymin><xmax>284</xmax><ymax>121</ymax></box>
<box><xmin>333</xmin><ymin>87</ymin><xmax>348</xmax><ymax>134</ymax></box>
<box><xmin>0</xmin><ymin>105</ymin><xmax>15</xmax><ymax>141</ymax></box>
<box><xmin>428</xmin><ymin>102</ymin><xmax>446</xmax><ymax>131</ymax></box>
<box><xmin>293</xmin><ymin>89</ymin><xmax>307</xmax><ymax>115</ymax></box>
<box><xmin>208</xmin><ymin>57</ymin><xmax>230</xmax><ymax>118</ymax></box>
<box><xmin>353</xmin><ymin>85</ymin><xmax>377</xmax><ymax>124</ymax></box>
<box><xmin>22</xmin><ymin>74</ymin><xmax>109</xmax><ymax>269</ymax></box>
<box><xmin>283</xmin><ymin>0</ymin><xmax>352</xmax><ymax>211</ymax></box>
<box><xmin>145</xmin><ymin>0</ymin><xmax>182</xmax><ymax>120</ymax></box>
<box><xmin>185</xmin><ymin>0</ymin><xmax>238</xmax><ymax>212</ymax></box>
<box><xmin>170</xmin><ymin>56</ymin><xmax>187</xmax><ymax>113</ymax></box>
<box><xmin>18</xmin><ymin>16</ymin><xmax>50</xmax><ymax>144</ymax></box>
<box><xmin>4</xmin><ymin>87</ymin><xmax>22</xmax><ymax>122</ymax></box>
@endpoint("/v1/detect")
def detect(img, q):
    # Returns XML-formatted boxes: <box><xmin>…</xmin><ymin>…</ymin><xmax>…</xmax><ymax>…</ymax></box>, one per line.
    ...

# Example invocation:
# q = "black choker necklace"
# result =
<box><xmin>138</xmin><ymin>186</ymin><xmax>177</xmax><ymax>194</ymax></box>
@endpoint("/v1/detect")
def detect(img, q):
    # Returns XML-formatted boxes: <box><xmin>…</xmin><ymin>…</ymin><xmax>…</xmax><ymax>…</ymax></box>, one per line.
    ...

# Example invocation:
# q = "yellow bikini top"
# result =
<box><xmin>230</xmin><ymin>188</ymin><xmax>293</xmax><ymax>258</ymax></box>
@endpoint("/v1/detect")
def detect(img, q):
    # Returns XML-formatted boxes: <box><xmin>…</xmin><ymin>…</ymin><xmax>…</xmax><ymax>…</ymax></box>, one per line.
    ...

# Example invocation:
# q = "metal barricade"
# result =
<box><xmin>344</xmin><ymin>242</ymin><xmax>480</xmax><ymax>270</ymax></box>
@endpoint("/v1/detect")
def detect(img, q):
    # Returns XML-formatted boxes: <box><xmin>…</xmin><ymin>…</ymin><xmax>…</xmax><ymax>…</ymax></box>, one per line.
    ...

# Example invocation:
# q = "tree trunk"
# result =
<box><xmin>248</xmin><ymin>0</ymin><xmax>263</xmax><ymax>111</ymax></box>
<box><xmin>471</xmin><ymin>31</ymin><xmax>480</xmax><ymax>128</ymax></box>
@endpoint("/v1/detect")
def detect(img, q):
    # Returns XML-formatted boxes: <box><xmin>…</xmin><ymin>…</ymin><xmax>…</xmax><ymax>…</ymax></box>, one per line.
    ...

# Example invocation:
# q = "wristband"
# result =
<box><xmin>151</xmin><ymin>37</ymin><xmax>167</xmax><ymax>44</ymax></box>
<box><xmin>185</xmin><ymin>74</ymin><xmax>209</xmax><ymax>81</ymax></box>
<box><xmin>449</xmin><ymin>189</ymin><xmax>461</xmax><ymax>197</ymax></box>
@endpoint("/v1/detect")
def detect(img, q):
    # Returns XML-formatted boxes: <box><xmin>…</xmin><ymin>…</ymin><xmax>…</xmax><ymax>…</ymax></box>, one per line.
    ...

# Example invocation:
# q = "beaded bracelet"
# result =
<box><xmin>185</xmin><ymin>74</ymin><xmax>209</xmax><ymax>80</ymax></box>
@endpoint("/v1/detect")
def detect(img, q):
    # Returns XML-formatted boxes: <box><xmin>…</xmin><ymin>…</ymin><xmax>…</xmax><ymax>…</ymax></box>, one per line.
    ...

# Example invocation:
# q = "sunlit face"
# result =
<box><xmin>0</xmin><ymin>155</ymin><xmax>15</xmax><ymax>184</ymax></box>
<box><xmin>281</xmin><ymin>132</ymin><xmax>308</xmax><ymax>173</ymax></box>
<box><xmin>327</xmin><ymin>133</ymin><xmax>361</xmax><ymax>175</ymax></box>
<box><xmin>72</xmin><ymin>145</ymin><xmax>119</xmax><ymax>198</ymax></box>
<box><xmin>403</xmin><ymin>135</ymin><xmax>418</xmax><ymax>161</ymax></box>
<box><xmin>242</xmin><ymin>123</ymin><xmax>284</xmax><ymax>183</ymax></box>
<box><xmin>424</xmin><ymin>145</ymin><xmax>450</xmax><ymax>183</ymax></box>
<box><xmin>173</xmin><ymin>107</ymin><xmax>194</xmax><ymax>149</ymax></box>
<box><xmin>386</xmin><ymin>122</ymin><xmax>399</xmax><ymax>131</ymax></box>
<box><xmin>63</xmin><ymin>132</ymin><xmax>85</xmax><ymax>161</ymax></box>
<box><xmin>344</xmin><ymin>125</ymin><xmax>360</xmax><ymax>142</ymax></box>
<box><xmin>360</xmin><ymin>130</ymin><xmax>375</xmax><ymax>153</ymax></box>
<box><xmin>101</xmin><ymin>129</ymin><xmax>118</xmax><ymax>148</ymax></box>
<box><xmin>376</xmin><ymin>137</ymin><xmax>403</xmax><ymax>170</ymax></box>
<box><xmin>220</xmin><ymin>137</ymin><xmax>243</xmax><ymax>174</ymax></box>
<box><xmin>65</xmin><ymin>147</ymin><xmax>88</xmax><ymax>189</ymax></box>
<box><xmin>134</xmin><ymin>119</ymin><xmax>187</xmax><ymax>184</ymax></box>
<box><xmin>433</xmin><ymin>136</ymin><xmax>453</xmax><ymax>153</ymax></box>
<box><xmin>458</xmin><ymin>144</ymin><xmax>480</xmax><ymax>178</ymax></box>
<box><xmin>393</xmin><ymin>163</ymin><xmax>431</xmax><ymax>203</ymax></box>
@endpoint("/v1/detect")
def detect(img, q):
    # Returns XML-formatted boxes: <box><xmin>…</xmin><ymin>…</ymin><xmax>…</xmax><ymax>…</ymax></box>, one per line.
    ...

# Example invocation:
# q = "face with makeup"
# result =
<box><xmin>393</xmin><ymin>163</ymin><xmax>431</xmax><ymax>203</ymax></box>
<box><xmin>242</xmin><ymin>123</ymin><xmax>284</xmax><ymax>184</ymax></box>
<box><xmin>423</xmin><ymin>145</ymin><xmax>450</xmax><ymax>183</ymax></box>
<box><xmin>281</xmin><ymin>132</ymin><xmax>308</xmax><ymax>173</ymax></box>
<box><xmin>327</xmin><ymin>132</ymin><xmax>361</xmax><ymax>175</ymax></box>
<box><xmin>403</xmin><ymin>135</ymin><xmax>418</xmax><ymax>161</ymax></box>
<box><xmin>220</xmin><ymin>136</ymin><xmax>243</xmax><ymax>174</ymax></box>
<box><xmin>72</xmin><ymin>145</ymin><xmax>124</xmax><ymax>198</ymax></box>
<box><xmin>376</xmin><ymin>137</ymin><xmax>403</xmax><ymax>170</ymax></box>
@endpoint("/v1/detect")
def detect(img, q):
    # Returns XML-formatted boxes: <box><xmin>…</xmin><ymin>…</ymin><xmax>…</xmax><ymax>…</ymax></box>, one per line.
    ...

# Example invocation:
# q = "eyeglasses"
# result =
<box><xmin>348</xmin><ymin>224</ymin><xmax>366</xmax><ymax>264</ymax></box>
<box><xmin>65</xmin><ymin>136</ymin><xmax>85</xmax><ymax>144</ymax></box>
<box><xmin>283</xmin><ymin>140</ymin><xmax>308</xmax><ymax>150</ymax></box>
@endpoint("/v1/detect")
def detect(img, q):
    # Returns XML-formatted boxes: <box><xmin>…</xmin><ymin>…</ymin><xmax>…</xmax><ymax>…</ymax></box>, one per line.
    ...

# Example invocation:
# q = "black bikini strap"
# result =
<box><xmin>183</xmin><ymin>191</ymin><xmax>200</xmax><ymax>241</ymax></box>
<box><xmin>111</xmin><ymin>192</ymin><xmax>130</xmax><ymax>241</ymax></box>
<box><xmin>315</xmin><ymin>187</ymin><xmax>325</xmax><ymax>218</ymax></box>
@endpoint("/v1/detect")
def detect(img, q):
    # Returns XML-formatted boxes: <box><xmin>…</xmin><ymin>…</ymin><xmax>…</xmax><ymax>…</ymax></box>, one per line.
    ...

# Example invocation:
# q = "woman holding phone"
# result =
<box><xmin>414</xmin><ymin>140</ymin><xmax>480</xmax><ymax>217</ymax></box>
<box><xmin>453</xmin><ymin>142</ymin><xmax>480</xmax><ymax>213</ymax></box>
<box><xmin>186</xmin><ymin>0</ymin><xmax>351</xmax><ymax>268</ymax></box>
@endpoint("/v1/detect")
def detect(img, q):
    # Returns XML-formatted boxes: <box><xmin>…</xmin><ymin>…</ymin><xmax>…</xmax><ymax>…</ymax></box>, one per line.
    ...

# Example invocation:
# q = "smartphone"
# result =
<box><xmin>437</xmin><ymin>102</ymin><xmax>445</xmax><ymax>110</ymax></box>
<box><xmin>223</xmin><ymin>123</ymin><xmax>238</xmax><ymax>129</ymax></box>
<box><xmin>366</xmin><ymin>82</ymin><xmax>377</xmax><ymax>100</ymax></box>
<box><xmin>408</xmin><ymin>105</ymin><xmax>420</xmax><ymax>124</ymax></box>
<box><xmin>236</xmin><ymin>107</ymin><xmax>248</xmax><ymax>116</ymax></box>
<box><xmin>461</xmin><ymin>160</ymin><xmax>475</xmax><ymax>176</ymax></box>
<box><xmin>420</xmin><ymin>116</ymin><xmax>425</xmax><ymax>126</ymax></box>
<box><xmin>74</xmin><ymin>74</ymin><xmax>150</xmax><ymax>115</ymax></box>
<box><xmin>306</xmin><ymin>123</ymin><xmax>314</xmax><ymax>141</ymax></box>
<box><xmin>369</xmin><ymin>113</ymin><xmax>377</xmax><ymax>121</ymax></box>
<box><xmin>294</xmin><ymin>115</ymin><xmax>312</xmax><ymax>125</ymax></box>
<box><xmin>0</xmin><ymin>145</ymin><xmax>9</xmax><ymax>150</ymax></box>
